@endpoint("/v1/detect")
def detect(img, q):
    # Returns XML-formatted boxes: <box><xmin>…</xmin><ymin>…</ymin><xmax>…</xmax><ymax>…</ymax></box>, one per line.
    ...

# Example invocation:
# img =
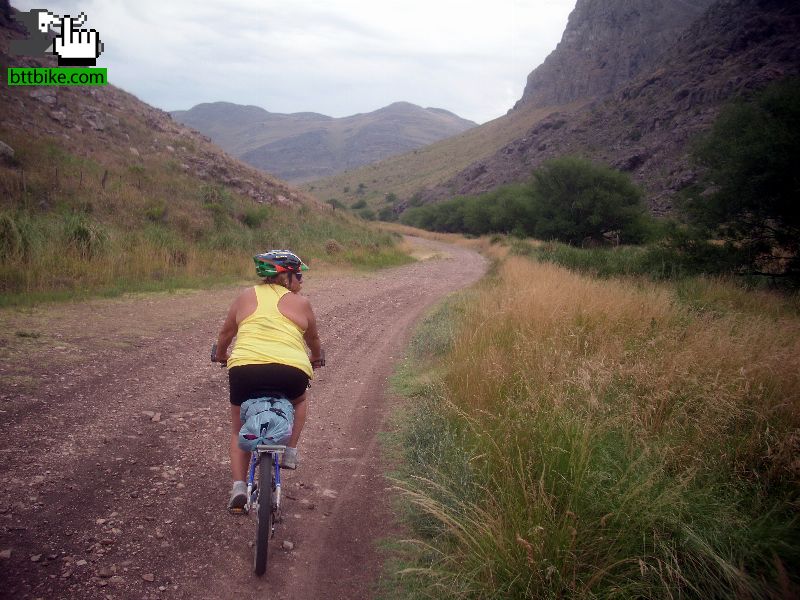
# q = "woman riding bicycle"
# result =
<box><xmin>214</xmin><ymin>249</ymin><xmax>324</xmax><ymax>510</ymax></box>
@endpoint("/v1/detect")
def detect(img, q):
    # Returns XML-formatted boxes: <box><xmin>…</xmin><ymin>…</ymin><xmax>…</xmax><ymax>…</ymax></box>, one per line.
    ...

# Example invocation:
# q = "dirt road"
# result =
<box><xmin>0</xmin><ymin>237</ymin><xmax>486</xmax><ymax>600</ymax></box>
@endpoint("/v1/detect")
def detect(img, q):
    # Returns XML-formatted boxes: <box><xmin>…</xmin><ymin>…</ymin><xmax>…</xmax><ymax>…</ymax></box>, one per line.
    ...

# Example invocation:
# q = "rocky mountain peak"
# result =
<box><xmin>414</xmin><ymin>0</ymin><xmax>800</xmax><ymax>215</ymax></box>
<box><xmin>513</xmin><ymin>0</ymin><xmax>715</xmax><ymax>110</ymax></box>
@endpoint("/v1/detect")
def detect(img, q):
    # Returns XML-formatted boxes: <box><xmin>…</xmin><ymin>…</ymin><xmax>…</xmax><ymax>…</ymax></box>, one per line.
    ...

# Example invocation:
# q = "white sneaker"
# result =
<box><xmin>227</xmin><ymin>480</ymin><xmax>247</xmax><ymax>510</ymax></box>
<box><xmin>281</xmin><ymin>447</ymin><xmax>298</xmax><ymax>470</ymax></box>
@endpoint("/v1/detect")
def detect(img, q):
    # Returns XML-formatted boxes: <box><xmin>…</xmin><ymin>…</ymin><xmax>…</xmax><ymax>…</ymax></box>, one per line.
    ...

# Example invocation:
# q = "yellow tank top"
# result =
<box><xmin>226</xmin><ymin>284</ymin><xmax>313</xmax><ymax>377</ymax></box>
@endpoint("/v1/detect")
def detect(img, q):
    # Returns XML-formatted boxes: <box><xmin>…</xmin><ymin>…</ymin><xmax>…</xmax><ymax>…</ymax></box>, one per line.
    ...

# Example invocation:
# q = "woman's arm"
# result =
<box><xmin>302</xmin><ymin>300</ymin><xmax>323</xmax><ymax>366</ymax></box>
<box><xmin>215</xmin><ymin>297</ymin><xmax>240</xmax><ymax>363</ymax></box>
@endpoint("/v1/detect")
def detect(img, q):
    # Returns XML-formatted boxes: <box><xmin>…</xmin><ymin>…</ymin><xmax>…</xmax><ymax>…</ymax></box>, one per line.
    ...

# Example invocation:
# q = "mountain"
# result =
<box><xmin>1</xmin><ymin>2</ymin><xmax>418</xmax><ymax>300</ymax></box>
<box><xmin>0</xmin><ymin>27</ymin><xmax>308</xmax><ymax>211</ymax></box>
<box><xmin>305</xmin><ymin>0</ymin><xmax>715</xmax><ymax>211</ymax></box>
<box><xmin>306</xmin><ymin>0</ymin><xmax>799</xmax><ymax>218</ymax></box>
<box><xmin>415</xmin><ymin>0</ymin><xmax>800</xmax><ymax>214</ymax></box>
<box><xmin>171</xmin><ymin>101</ymin><xmax>477</xmax><ymax>183</ymax></box>
<box><xmin>513</xmin><ymin>0</ymin><xmax>714</xmax><ymax>109</ymax></box>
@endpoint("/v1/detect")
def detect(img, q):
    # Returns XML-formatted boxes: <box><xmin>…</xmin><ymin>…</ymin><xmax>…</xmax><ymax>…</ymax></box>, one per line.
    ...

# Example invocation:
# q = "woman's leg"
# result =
<box><xmin>288</xmin><ymin>392</ymin><xmax>307</xmax><ymax>448</ymax></box>
<box><xmin>229</xmin><ymin>404</ymin><xmax>248</xmax><ymax>481</ymax></box>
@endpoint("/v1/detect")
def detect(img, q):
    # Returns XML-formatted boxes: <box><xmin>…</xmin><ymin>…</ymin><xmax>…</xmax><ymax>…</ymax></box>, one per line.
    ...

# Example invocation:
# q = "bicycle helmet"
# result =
<box><xmin>253</xmin><ymin>249</ymin><xmax>309</xmax><ymax>278</ymax></box>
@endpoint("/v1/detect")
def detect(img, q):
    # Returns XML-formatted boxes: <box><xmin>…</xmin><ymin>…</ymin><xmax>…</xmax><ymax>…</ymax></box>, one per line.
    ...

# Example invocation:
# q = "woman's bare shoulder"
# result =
<box><xmin>234</xmin><ymin>285</ymin><xmax>256</xmax><ymax>301</ymax></box>
<box><xmin>282</xmin><ymin>290</ymin><xmax>311</xmax><ymax>308</ymax></box>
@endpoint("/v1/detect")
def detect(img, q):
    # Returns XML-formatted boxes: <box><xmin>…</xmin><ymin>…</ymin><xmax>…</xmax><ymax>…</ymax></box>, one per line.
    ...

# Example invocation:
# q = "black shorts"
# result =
<box><xmin>228</xmin><ymin>363</ymin><xmax>310</xmax><ymax>406</ymax></box>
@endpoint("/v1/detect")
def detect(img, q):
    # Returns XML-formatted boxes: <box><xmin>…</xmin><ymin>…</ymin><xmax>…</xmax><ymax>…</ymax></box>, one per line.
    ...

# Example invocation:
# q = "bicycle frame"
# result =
<box><xmin>245</xmin><ymin>445</ymin><xmax>284</xmax><ymax>514</ymax></box>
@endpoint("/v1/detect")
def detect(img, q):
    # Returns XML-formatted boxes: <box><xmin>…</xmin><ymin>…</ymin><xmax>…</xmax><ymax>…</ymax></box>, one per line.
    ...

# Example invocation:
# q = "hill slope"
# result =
<box><xmin>303</xmin><ymin>101</ymin><xmax>582</xmax><ymax>209</ymax></box>
<box><xmin>416</xmin><ymin>0</ymin><xmax>800</xmax><ymax>214</ymax></box>
<box><xmin>306</xmin><ymin>0</ymin><xmax>713</xmax><ymax>212</ymax></box>
<box><xmin>0</xmin><ymin>7</ymin><xmax>406</xmax><ymax>301</ymax></box>
<box><xmin>171</xmin><ymin>101</ymin><xmax>476</xmax><ymax>183</ymax></box>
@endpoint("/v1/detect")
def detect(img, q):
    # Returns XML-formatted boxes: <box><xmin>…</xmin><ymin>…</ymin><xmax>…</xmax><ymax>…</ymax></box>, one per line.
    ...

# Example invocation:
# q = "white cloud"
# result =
<box><xmin>11</xmin><ymin>0</ymin><xmax>576</xmax><ymax>123</ymax></box>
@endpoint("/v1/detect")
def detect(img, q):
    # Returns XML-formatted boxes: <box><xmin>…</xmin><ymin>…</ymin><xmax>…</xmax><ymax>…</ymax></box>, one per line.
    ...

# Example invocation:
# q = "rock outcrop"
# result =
<box><xmin>415</xmin><ymin>0</ymin><xmax>800</xmax><ymax>215</ymax></box>
<box><xmin>513</xmin><ymin>0</ymin><xmax>714</xmax><ymax>110</ymax></box>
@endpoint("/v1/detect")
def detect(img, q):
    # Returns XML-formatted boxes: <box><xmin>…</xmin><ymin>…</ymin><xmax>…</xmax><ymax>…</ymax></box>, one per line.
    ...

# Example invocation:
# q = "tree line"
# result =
<box><xmin>401</xmin><ymin>78</ymin><xmax>800</xmax><ymax>287</ymax></box>
<box><xmin>401</xmin><ymin>157</ymin><xmax>649</xmax><ymax>245</ymax></box>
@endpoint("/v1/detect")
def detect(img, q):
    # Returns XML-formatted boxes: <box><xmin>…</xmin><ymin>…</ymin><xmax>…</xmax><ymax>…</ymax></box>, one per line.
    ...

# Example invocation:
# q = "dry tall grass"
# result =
<box><xmin>391</xmin><ymin>255</ymin><xmax>800</xmax><ymax>598</ymax></box>
<box><xmin>448</xmin><ymin>257</ymin><xmax>800</xmax><ymax>482</ymax></box>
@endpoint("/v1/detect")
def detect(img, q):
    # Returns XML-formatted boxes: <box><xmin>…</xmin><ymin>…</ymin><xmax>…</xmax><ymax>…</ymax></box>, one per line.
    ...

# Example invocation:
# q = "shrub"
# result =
<box><xmin>358</xmin><ymin>207</ymin><xmax>376</xmax><ymax>221</ymax></box>
<box><xmin>200</xmin><ymin>184</ymin><xmax>234</xmax><ymax>221</ymax></box>
<box><xmin>324</xmin><ymin>239</ymin><xmax>343</xmax><ymax>254</ymax></box>
<box><xmin>377</xmin><ymin>206</ymin><xmax>396</xmax><ymax>222</ymax></box>
<box><xmin>682</xmin><ymin>77</ymin><xmax>800</xmax><ymax>285</ymax></box>
<box><xmin>62</xmin><ymin>214</ymin><xmax>108</xmax><ymax>258</ymax></box>
<box><xmin>240</xmin><ymin>206</ymin><xmax>272</xmax><ymax>229</ymax></box>
<box><xmin>530</xmin><ymin>156</ymin><xmax>649</xmax><ymax>245</ymax></box>
<box><xmin>350</xmin><ymin>199</ymin><xmax>367</xmax><ymax>210</ymax></box>
<box><xmin>400</xmin><ymin>161</ymin><xmax>649</xmax><ymax>245</ymax></box>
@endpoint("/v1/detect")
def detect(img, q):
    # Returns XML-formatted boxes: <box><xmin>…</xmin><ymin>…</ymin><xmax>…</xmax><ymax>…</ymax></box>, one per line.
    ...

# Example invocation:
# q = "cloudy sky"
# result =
<box><xmin>13</xmin><ymin>0</ymin><xmax>576</xmax><ymax>124</ymax></box>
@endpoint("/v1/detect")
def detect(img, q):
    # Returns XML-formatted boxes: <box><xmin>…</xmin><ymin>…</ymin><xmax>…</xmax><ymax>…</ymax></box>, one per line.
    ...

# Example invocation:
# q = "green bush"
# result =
<box><xmin>350</xmin><ymin>199</ymin><xmax>367</xmax><ymax>210</ymax></box>
<box><xmin>62</xmin><ymin>213</ymin><xmax>108</xmax><ymax>258</ymax></box>
<box><xmin>530</xmin><ymin>156</ymin><xmax>648</xmax><ymax>245</ymax></box>
<box><xmin>201</xmin><ymin>184</ymin><xmax>234</xmax><ymax>228</ymax></box>
<box><xmin>358</xmin><ymin>207</ymin><xmax>376</xmax><ymax>221</ymax></box>
<box><xmin>682</xmin><ymin>77</ymin><xmax>800</xmax><ymax>286</ymax></box>
<box><xmin>377</xmin><ymin>206</ymin><xmax>396</xmax><ymax>222</ymax></box>
<box><xmin>401</xmin><ymin>159</ymin><xmax>649</xmax><ymax>245</ymax></box>
<box><xmin>240</xmin><ymin>205</ymin><xmax>272</xmax><ymax>229</ymax></box>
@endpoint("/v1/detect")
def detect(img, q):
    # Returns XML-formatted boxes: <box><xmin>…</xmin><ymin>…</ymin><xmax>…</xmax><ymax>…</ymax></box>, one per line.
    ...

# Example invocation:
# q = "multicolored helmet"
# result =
<box><xmin>253</xmin><ymin>249</ymin><xmax>309</xmax><ymax>278</ymax></box>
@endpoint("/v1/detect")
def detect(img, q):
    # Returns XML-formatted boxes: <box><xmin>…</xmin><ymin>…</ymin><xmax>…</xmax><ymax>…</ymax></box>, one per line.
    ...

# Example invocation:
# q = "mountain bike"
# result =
<box><xmin>211</xmin><ymin>344</ymin><xmax>328</xmax><ymax>576</ymax></box>
<box><xmin>244</xmin><ymin>442</ymin><xmax>285</xmax><ymax>576</ymax></box>
<box><xmin>210</xmin><ymin>344</ymin><xmax>287</xmax><ymax>575</ymax></box>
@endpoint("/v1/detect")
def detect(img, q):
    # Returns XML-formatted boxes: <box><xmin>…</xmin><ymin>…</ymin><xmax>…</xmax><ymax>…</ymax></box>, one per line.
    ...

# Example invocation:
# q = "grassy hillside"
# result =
<box><xmin>304</xmin><ymin>101</ymin><xmax>584</xmax><ymax>210</ymax></box>
<box><xmin>0</xmin><ymin>23</ymin><xmax>409</xmax><ymax>306</ymax></box>
<box><xmin>387</xmin><ymin>244</ymin><xmax>800</xmax><ymax>598</ymax></box>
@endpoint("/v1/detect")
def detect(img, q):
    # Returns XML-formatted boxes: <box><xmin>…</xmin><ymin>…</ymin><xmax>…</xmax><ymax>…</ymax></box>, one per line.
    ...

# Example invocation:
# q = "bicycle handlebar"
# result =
<box><xmin>310</xmin><ymin>349</ymin><xmax>326</xmax><ymax>369</ymax></box>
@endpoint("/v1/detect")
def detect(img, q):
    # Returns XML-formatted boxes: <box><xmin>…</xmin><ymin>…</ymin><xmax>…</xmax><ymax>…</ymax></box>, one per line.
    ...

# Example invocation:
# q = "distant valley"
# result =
<box><xmin>170</xmin><ymin>101</ymin><xmax>476</xmax><ymax>183</ymax></box>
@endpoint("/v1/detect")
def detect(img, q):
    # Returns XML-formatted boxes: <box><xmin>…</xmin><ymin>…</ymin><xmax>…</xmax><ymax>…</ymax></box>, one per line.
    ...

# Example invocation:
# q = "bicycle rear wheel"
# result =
<box><xmin>254</xmin><ymin>454</ymin><xmax>274</xmax><ymax>576</ymax></box>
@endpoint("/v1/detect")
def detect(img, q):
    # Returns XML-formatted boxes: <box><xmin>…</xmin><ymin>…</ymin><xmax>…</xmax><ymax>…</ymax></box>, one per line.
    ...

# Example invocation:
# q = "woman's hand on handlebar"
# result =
<box><xmin>211</xmin><ymin>343</ymin><xmax>228</xmax><ymax>366</ymax></box>
<box><xmin>310</xmin><ymin>349</ymin><xmax>326</xmax><ymax>369</ymax></box>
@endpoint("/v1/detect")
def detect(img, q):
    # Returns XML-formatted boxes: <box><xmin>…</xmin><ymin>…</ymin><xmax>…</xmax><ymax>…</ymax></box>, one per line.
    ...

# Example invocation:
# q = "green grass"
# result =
<box><xmin>0</xmin><ymin>131</ymin><xmax>411</xmax><ymax>306</ymax></box>
<box><xmin>0</xmin><ymin>77</ymin><xmax>416</xmax><ymax>306</ymax></box>
<box><xmin>512</xmin><ymin>239</ymin><xmax>686</xmax><ymax>280</ymax></box>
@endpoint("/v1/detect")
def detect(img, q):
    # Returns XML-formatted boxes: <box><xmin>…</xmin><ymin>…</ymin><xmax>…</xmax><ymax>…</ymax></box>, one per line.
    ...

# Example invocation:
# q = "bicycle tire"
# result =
<box><xmin>254</xmin><ymin>454</ymin><xmax>273</xmax><ymax>576</ymax></box>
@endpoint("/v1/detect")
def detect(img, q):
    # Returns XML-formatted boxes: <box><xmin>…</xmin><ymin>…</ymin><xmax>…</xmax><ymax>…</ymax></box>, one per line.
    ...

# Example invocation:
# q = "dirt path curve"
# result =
<box><xmin>0</xmin><ymin>236</ymin><xmax>486</xmax><ymax>600</ymax></box>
